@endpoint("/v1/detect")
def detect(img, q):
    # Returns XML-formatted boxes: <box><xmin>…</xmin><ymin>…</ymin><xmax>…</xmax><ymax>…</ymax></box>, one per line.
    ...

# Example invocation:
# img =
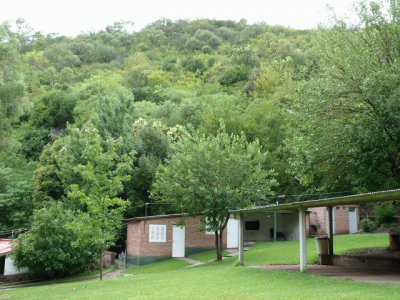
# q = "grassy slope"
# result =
<box><xmin>123</xmin><ymin>259</ymin><xmax>190</xmax><ymax>275</ymax></box>
<box><xmin>2</xmin><ymin>258</ymin><xmax>400</xmax><ymax>300</ymax></box>
<box><xmin>189</xmin><ymin>249</ymin><xmax>229</xmax><ymax>262</ymax></box>
<box><xmin>1</xmin><ymin>233</ymin><xmax>396</xmax><ymax>300</ymax></box>
<box><xmin>245</xmin><ymin>233</ymin><xmax>388</xmax><ymax>265</ymax></box>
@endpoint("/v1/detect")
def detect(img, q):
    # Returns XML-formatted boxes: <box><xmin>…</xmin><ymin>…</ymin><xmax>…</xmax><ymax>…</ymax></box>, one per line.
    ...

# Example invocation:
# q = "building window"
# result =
<box><xmin>245</xmin><ymin>220</ymin><xmax>260</xmax><ymax>230</ymax></box>
<box><xmin>149</xmin><ymin>224</ymin><xmax>167</xmax><ymax>242</ymax></box>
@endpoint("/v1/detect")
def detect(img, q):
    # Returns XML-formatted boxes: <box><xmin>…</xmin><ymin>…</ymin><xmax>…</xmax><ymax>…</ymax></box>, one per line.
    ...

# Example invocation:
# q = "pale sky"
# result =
<box><xmin>1</xmin><ymin>0</ymin><xmax>355</xmax><ymax>36</ymax></box>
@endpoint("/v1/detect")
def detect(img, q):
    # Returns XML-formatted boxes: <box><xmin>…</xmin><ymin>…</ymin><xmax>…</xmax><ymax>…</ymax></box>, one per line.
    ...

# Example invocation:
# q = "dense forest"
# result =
<box><xmin>1</xmin><ymin>0</ymin><xmax>400</xmax><ymax>257</ymax></box>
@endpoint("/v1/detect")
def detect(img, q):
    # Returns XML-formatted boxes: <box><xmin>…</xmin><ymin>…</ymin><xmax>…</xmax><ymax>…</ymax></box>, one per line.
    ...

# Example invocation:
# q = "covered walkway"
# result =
<box><xmin>235</xmin><ymin>189</ymin><xmax>400</xmax><ymax>272</ymax></box>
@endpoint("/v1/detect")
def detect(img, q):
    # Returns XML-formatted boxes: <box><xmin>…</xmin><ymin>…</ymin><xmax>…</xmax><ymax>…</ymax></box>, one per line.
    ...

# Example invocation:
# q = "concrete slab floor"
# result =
<box><xmin>252</xmin><ymin>264</ymin><xmax>400</xmax><ymax>284</ymax></box>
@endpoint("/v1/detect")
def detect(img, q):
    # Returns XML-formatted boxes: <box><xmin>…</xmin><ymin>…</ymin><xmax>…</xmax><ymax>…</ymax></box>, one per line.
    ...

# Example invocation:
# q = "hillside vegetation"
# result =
<box><xmin>1</xmin><ymin>0</ymin><xmax>400</xmax><ymax>278</ymax></box>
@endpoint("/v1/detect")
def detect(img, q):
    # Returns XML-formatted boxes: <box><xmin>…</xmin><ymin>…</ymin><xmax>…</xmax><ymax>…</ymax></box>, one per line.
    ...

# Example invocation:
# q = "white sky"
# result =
<box><xmin>1</xmin><ymin>0</ymin><xmax>356</xmax><ymax>36</ymax></box>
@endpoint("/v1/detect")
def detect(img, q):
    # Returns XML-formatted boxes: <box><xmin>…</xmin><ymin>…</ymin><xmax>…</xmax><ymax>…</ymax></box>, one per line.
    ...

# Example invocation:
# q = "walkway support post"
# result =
<box><xmin>273</xmin><ymin>212</ymin><xmax>277</xmax><ymax>241</ymax></box>
<box><xmin>239</xmin><ymin>212</ymin><xmax>244</xmax><ymax>265</ymax></box>
<box><xmin>299</xmin><ymin>207</ymin><xmax>307</xmax><ymax>272</ymax></box>
<box><xmin>328</xmin><ymin>206</ymin><xmax>334</xmax><ymax>258</ymax></box>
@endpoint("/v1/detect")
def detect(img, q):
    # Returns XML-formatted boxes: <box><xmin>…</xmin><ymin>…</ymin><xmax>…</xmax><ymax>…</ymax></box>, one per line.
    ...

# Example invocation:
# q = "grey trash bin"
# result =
<box><xmin>315</xmin><ymin>236</ymin><xmax>329</xmax><ymax>255</ymax></box>
<box><xmin>315</xmin><ymin>236</ymin><xmax>332</xmax><ymax>265</ymax></box>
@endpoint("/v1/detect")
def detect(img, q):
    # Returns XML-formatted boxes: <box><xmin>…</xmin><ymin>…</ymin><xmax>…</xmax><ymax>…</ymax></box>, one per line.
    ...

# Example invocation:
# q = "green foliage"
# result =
<box><xmin>31</xmin><ymin>90</ymin><xmax>77</xmax><ymax>129</ymax></box>
<box><xmin>18</xmin><ymin>126</ymin><xmax>50</xmax><ymax>160</ymax></box>
<box><xmin>360</xmin><ymin>218</ymin><xmax>375</xmax><ymax>233</ymax></box>
<box><xmin>375</xmin><ymin>202</ymin><xmax>397</xmax><ymax>226</ymax></box>
<box><xmin>65</xmin><ymin>123</ymin><xmax>134</xmax><ymax>279</ymax></box>
<box><xmin>25</xmin><ymin>123</ymin><xmax>134</xmax><ymax>278</ymax></box>
<box><xmin>74</xmin><ymin>72</ymin><xmax>135</xmax><ymax>138</ymax></box>
<box><xmin>0</xmin><ymin>153</ymin><xmax>36</xmax><ymax>230</ymax></box>
<box><xmin>182</xmin><ymin>57</ymin><xmax>207</xmax><ymax>74</ymax></box>
<box><xmin>43</xmin><ymin>43</ymin><xmax>81</xmax><ymax>71</ymax></box>
<box><xmin>33</xmin><ymin>139</ymin><xmax>66</xmax><ymax>204</ymax></box>
<box><xmin>218</xmin><ymin>65</ymin><xmax>249</xmax><ymax>86</ymax></box>
<box><xmin>289</xmin><ymin>0</ymin><xmax>400</xmax><ymax>191</ymax></box>
<box><xmin>11</xmin><ymin>202</ymin><xmax>100</xmax><ymax>278</ymax></box>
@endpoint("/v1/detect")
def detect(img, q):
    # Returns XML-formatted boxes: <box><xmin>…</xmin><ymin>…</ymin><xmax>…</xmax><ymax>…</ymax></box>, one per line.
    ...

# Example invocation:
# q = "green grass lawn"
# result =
<box><xmin>123</xmin><ymin>258</ymin><xmax>190</xmax><ymax>275</ymax></box>
<box><xmin>245</xmin><ymin>233</ymin><xmax>389</xmax><ymax>265</ymax></box>
<box><xmin>2</xmin><ymin>257</ymin><xmax>400</xmax><ymax>300</ymax></box>
<box><xmin>189</xmin><ymin>249</ymin><xmax>229</xmax><ymax>262</ymax></box>
<box><xmin>1</xmin><ymin>233</ymin><xmax>396</xmax><ymax>300</ymax></box>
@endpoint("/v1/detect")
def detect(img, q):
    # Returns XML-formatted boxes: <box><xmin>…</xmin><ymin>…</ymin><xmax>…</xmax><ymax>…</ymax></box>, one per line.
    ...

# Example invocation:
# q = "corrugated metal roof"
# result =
<box><xmin>234</xmin><ymin>189</ymin><xmax>400</xmax><ymax>214</ymax></box>
<box><xmin>124</xmin><ymin>213</ymin><xmax>186</xmax><ymax>223</ymax></box>
<box><xmin>0</xmin><ymin>239</ymin><xmax>13</xmax><ymax>256</ymax></box>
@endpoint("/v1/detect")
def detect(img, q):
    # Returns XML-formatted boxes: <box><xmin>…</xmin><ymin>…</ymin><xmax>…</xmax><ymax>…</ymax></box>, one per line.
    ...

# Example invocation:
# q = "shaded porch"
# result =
<box><xmin>235</xmin><ymin>189</ymin><xmax>400</xmax><ymax>272</ymax></box>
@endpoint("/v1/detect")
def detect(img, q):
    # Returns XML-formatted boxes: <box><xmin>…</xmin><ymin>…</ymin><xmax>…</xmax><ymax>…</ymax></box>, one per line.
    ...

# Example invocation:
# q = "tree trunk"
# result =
<box><xmin>215</xmin><ymin>231</ymin><xmax>222</xmax><ymax>261</ymax></box>
<box><xmin>99</xmin><ymin>252</ymin><xmax>103</xmax><ymax>280</ymax></box>
<box><xmin>214</xmin><ymin>214</ymin><xmax>231</xmax><ymax>261</ymax></box>
<box><xmin>218</xmin><ymin>228</ymin><xmax>224</xmax><ymax>260</ymax></box>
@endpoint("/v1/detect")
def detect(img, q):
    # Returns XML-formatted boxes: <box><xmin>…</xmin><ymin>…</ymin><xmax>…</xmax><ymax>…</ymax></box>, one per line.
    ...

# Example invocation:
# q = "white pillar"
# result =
<box><xmin>273</xmin><ymin>212</ymin><xmax>277</xmax><ymax>241</ymax></box>
<box><xmin>239</xmin><ymin>213</ymin><xmax>244</xmax><ymax>265</ymax></box>
<box><xmin>299</xmin><ymin>207</ymin><xmax>307</xmax><ymax>272</ymax></box>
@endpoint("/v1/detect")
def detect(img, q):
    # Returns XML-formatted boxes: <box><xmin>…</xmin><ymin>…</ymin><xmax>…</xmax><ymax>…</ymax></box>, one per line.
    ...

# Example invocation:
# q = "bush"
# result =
<box><xmin>375</xmin><ymin>202</ymin><xmax>396</xmax><ymax>226</ymax></box>
<box><xmin>12</xmin><ymin>203</ymin><xmax>100</xmax><ymax>278</ymax></box>
<box><xmin>360</xmin><ymin>218</ymin><xmax>375</xmax><ymax>233</ymax></box>
<box><xmin>218</xmin><ymin>65</ymin><xmax>249</xmax><ymax>86</ymax></box>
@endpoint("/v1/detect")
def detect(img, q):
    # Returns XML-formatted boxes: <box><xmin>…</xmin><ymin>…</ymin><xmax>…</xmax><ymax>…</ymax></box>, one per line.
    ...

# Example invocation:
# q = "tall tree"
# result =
<box><xmin>289</xmin><ymin>0</ymin><xmax>400</xmax><ymax>191</ymax></box>
<box><xmin>67</xmin><ymin>123</ymin><xmax>134</xmax><ymax>279</ymax></box>
<box><xmin>152</xmin><ymin>128</ymin><xmax>277</xmax><ymax>260</ymax></box>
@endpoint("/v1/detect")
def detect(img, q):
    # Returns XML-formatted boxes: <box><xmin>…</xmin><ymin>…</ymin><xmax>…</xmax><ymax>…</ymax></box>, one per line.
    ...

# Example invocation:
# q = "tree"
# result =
<box><xmin>73</xmin><ymin>72</ymin><xmax>135</xmax><ymax>139</ymax></box>
<box><xmin>289</xmin><ymin>0</ymin><xmax>400</xmax><ymax>192</ymax></box>
<box><xmin>0</xmin><ymin>153</ymin><xmax>36</xmax><ymax>230</ymax></box>
<box><xmin>66</xmin><ymin>123</ymin><xmax>134</xmax><ymax>279</ymax></box>
<box><xmin>152</xmin><ymin>128</ymin><xmax>277</xmax><ymax>260</ymax></box>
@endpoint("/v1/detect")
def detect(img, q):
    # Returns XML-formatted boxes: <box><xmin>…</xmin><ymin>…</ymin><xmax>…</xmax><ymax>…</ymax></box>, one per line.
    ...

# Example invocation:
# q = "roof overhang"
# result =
<box><xmin>233</xmin><ymin>189</ymin><xmax>400</xmax><ymax>214</ymax></box>
<box><xmin>123</xmin><ymin>213</ymin><xmax>187</xmax><ymax>223</ymax></box>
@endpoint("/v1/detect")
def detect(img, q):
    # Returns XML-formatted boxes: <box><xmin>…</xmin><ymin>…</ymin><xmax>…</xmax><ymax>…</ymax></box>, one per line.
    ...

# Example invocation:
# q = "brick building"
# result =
<box><xmin>309</xmin><ymin>205</ymin><xmax>359</xmax><ymax>235</ymax></box>
<box><xmin>125</xmin><ymin>214</ymin><xmax>238</xmax><ymax>265</ymax></box>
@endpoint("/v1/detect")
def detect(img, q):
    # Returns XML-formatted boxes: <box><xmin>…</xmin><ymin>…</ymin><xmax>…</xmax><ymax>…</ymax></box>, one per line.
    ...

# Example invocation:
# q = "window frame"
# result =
<box><xmin>149</xmin><ymin>224</ymin><xmax>167</xmax><ymax>243</ymax></box>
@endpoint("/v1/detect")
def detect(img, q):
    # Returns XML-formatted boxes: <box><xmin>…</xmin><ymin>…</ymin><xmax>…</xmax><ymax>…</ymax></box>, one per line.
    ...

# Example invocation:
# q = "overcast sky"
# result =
<box><xmin>1</xmin><ymin>0</ymin><xmax>356</xmax><ymax>36</ymax></box>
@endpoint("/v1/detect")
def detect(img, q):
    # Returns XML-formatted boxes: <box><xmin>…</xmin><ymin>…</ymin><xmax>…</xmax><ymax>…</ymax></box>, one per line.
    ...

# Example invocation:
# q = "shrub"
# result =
<box><xmin>375</xmin><ymin>202</ymin><xmax>396</xmax><ymax>226</ymax></box>
<box><xmin>218</xmin><ymin>65</ymin><xmax>249</xmax><ymax>86</ymax></box>
<box><xmin>12</xmin><ymin>203</ymin><xmax>100</xmax><ymax>278</ymax></box>
<box><xmin>360</xmin><ymin>218</ymin><xmax>375</xmax><ymax>233</ymax></box>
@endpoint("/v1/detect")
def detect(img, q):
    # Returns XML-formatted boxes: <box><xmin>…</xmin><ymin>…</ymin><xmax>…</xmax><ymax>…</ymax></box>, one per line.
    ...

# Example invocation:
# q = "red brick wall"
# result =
<box><xmin>126</xmin><ymin>215</ymin><xmax>227</xmax><ymax>257</ymax></box>
<box><xmin>308</xmin><ymin>206</ymin><xmax>359</xmax><ymax>235</ymax></box>
<box><xmin>334</xmin><ymin>206</ymin><xmax>349</xmax><ymax>234</ymax></box>
<box><xmin>309</xmin><ymin>207</ymin><xmax>328</xmax><ymax>235</ymax></box>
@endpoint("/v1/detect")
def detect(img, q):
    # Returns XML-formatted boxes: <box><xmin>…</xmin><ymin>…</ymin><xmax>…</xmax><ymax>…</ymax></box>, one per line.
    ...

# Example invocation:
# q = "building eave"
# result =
<box><xmin>233</xmin><ymin>189</ymin><xmax>400</xmax><ymax>214</ymax></box>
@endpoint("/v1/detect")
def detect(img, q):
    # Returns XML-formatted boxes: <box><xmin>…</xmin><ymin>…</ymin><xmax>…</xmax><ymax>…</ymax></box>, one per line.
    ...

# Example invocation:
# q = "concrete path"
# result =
<box><xmin>102</xmin><ymin>268</ymin><xmax>132</xmax><ymax>279</ymax></box>
<box><xmin>252</xmin><ymin>264</ymin><xmax>400</xmax><ymax>284</ymax></box>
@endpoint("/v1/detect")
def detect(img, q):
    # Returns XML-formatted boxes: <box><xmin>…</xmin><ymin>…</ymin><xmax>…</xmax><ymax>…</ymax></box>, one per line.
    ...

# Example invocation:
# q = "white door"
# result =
<box><xmin>227</xmin><ymin>219</ymin><xmax>239</xmax><ymax>248</ymax></box>
<box><xmin>349</xmin><ymin>208</ymin><xmax>357</xmax><ymax>234</ymax></box>
<box><xmin>172</xmin><ymin>225</ymin><xmax>185</xmax><ymax>257</ymax></box>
